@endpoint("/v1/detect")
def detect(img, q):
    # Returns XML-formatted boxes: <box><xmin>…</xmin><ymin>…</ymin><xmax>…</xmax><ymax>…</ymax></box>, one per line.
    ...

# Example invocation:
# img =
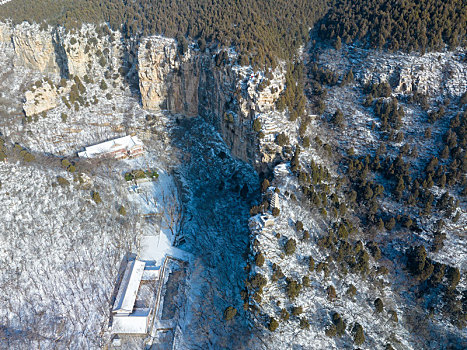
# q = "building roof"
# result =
<box><xmin>78</xmin><ymin>135</ymin><xmax>144</xmax><ymax>158</ymax></box>
<box><xmin>113</xmin><ymin>259</ymin><xmax>146</xmax><ymax>314</ymax></box>
<box><xmin>112</xmin><ymin>308</ymin><xmax>150</xmax><ymax>334</ymax></box>
<box><xmin>142</xmin><ymin>265</ymin><xmax>160</xmax><ymax>281</ymax></box>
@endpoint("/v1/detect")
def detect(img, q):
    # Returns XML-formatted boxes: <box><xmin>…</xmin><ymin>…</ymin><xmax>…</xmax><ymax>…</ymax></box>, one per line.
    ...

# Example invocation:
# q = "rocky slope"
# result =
<box><xmin>0</xmin><ymin>20</ymin><xmax>270</xmax><ymax>349</ymax></box>
<box><xmin>0</xmin><ymin>21</ymin><xmax>275</xmax><ymax>168</ymax></box>
<box><xmin>0</xmin><ymin>20</ymin><xmax>465</xmax><ymax>350</ymax></box>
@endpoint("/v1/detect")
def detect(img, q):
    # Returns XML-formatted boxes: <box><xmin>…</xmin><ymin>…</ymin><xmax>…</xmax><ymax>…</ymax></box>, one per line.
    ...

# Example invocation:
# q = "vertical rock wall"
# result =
<box><xmin>138</xmin><ymin>36</ymin><xmax>260</xmax><ymax>166</ymax></box>
<box><xmin>2</xmin><ymin>22</ymin><xmax>265</xmax><ymax>167</ymax></box>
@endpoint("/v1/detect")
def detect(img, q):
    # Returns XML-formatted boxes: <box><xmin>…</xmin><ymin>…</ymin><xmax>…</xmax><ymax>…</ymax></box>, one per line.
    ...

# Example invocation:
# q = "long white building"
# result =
<box><xmin>112</xmin><ymin>259</ymin><xmax>160</xmax><ymax>335</ymax></box>
<box><xmin>78</xmin><ymin>135</ymin><xmax>144</xmax><ymax>159</ymax></box>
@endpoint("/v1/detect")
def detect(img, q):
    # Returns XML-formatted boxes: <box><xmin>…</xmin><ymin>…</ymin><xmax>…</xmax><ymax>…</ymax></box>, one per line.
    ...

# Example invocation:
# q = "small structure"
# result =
<box><xmin>259</xmin><ymin>215</ymin><xmax>275</xmax><ymax>227</ymax></box>
<box><xmin>111</xmin><ymin>259</ymin><xmax>160</xmax><ymax>335</ymax></box>
<box><xmin>271</xmin><ymin>192</ymin><xmax>280</xmax><ymax>209</ymax></box>
<box><xmin>78</xmin><ymin>135</ymin><xmax>144</xmax><ymax>159</ymax></box>
<box><xmin>111</xmin><ymin>336</ymin><xmax>122</xmax><ymax>347</ymax></box>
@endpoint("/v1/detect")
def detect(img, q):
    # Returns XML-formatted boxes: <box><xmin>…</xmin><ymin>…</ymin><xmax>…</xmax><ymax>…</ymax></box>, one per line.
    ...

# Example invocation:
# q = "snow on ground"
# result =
<box><xmin>248</xmin><ymin>163</ymin><xmax>466</xmax><ymax>350</ymax></box>
<box><xmin>170</xmin><ymin>117</ymin><xmax>261</xmax><ymax>349</ymax></box>
<box><xmin>306</xmin><ymin>43</ymin><xmax>467</xmax><ymax>272</ymax></box>
<box><xmin>0</xmin><ymin>159</ymin><xmax>138</xmax><ymax>349</ymax></box>
<box><xmin>0</xmin><ymin>37</ymin><xmax>192</xmax><ymax>348</ymax></box>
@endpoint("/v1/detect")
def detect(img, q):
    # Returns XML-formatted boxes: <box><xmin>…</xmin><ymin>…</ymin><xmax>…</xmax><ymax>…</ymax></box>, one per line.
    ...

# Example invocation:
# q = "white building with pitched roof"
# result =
<box><xmin>78</xmin><ymin>135</ymin><xmax>144</xmax><ymax>159</ymax></box>
<box><xmin>111</xmin><ymin>259</ymin><xmax>159</xmax><ymax>335</ymax></box>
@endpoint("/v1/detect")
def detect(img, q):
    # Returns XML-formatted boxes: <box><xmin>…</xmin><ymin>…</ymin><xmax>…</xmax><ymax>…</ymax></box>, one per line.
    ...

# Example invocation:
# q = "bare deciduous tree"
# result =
<box><xmin>159</xmin><ymin>185</ymin><xmax>183</xmax><ymax>240</ymax></box>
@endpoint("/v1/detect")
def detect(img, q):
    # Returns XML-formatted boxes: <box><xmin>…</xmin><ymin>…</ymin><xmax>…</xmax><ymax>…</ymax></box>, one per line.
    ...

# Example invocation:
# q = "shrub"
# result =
<box><xmin>99</xmin><ymin>56</ymin><xmax>107</xmax><ymax>67</ymax></box>
<box><xmin>286</xmin><ymin>279</ymin><xmax>301</xmax><ymax>300</ymax></box>
<box><xmin>255</xmin><ymin>252</ymin><xmax>265</xmax><ymax>267</ymax></box>
<box><xmin>61</xmin><ymin>113</ymin><xmax>68</xmax><ymax>122</ymax></box>
<box><xmin>268</xmin><ymin>317</ymin><xmax>279</xmax><ymax>331</ymax></box>
<box><xmin>299</xmin><ymin>317</ymin><xmax>310</xmax><ymax>329</ymax></box>
<box><xmin>100</xmin><ymin>80</ymin><xmax>108</xmax><ymax>90</ymax></box>
<box><xmin>446</xmin><ymin>266</ymin><xmax>460</xmax><ymax>290</ymax></box>
<box><xmin>407</xmin><ymin>245</ymin><xmax>427</xmax><ymax>276</ymax></box>
<box><xmin>385</xmin><ymin>217</ymin><xmax>396</xmax><ymax>230</ymax></box>
<box><xmin>118</xmin><ymin>205</ymin><xmax>127</xmax><ymax>216</ymax></box>
<box><xmin>223</xmin><ymin>306</ymin><xmax>237</xmax><ymax>321</ymax></box>
<box><xmin>292</xmin><ymin>306</ymin><xmax>303</xmax><ymax>316</ymax></box>
<box><xmin>325</xmin><ymin>324</ymin><xmax>337</xmax><ymax>337</ymax></box>
<box><xmin>57</xmin><ymin>176</ymin><xmax>70</xmax><ymax>187</ymax></box>
<box><xmin>253</xmin><ymin>292</ymin><xmax>262</xmax><ymax>303</ymax></box>
<box><xmin>332</xmin><ymin>108</ymin><xmax>344</xmax><ymax>127</ymax></box>
<box><xmin>346</xmin><ymin>284</ymin><xmax>357</xmax><ymax>298</ymax></box>
<box><xmin>23</xmin><ymin>152</ymin><xmax>35</xmax><ymax>162</ymax></box>
<box><xmin>276</xmin><ymin>133</ymin><xmax>289</xmax><ymax>146</ymax></box>
<box><xmin>309</xmin><ymin>256</ymin><xmax>315</xmax><ymax>271</ymax></box>
<box><xmin>296</xmin><ymin>220</ymin><xmax>303</xmax><ymax>231</ymax></box>
<box><xmin>377</xmin><ymin>266</ymin><xmax>389</xmax><ymax>275</ymax></box>
<box><xmin>367</xmin><ymin>241</ymin><xmax>382</xmax><ymax>260</ymax></box>
<box><xmin>253</xmin><ymin>119</ymin><xmax>262</xmax><ymax>132</ymax></box>
<box><xmin>332</xmin><ymin>312</ymin><xmax>346</xmax><ymax>336</ymax></box>
<box><xmin>303</xmin><ymin>230</ymin><xmax>310</xmax><ymax>240</ymax></box>
<box><xmin>388</xmin><ymin>309</ymin><xmax>398</xmax><ymax>323</ymax></box>
<box><xmin>250</xmin><ymin>273</ymin><xmax>267</xmax><ymax>289</ymax></box>
<box><xmin>92</xmin><ymin>191</ymin><xmax>102</xmax><ymax>204</ymax></box>
<box><xmin>271</xmin><ymin>264</ymin><xmax>285</xmax><ymax>281</ymax></box>
<box><xmin>280</xmin><ymin>308</ymin><xmax>290</xmax><ymax>321</ymax></box>
<box><xmin>352</xmin><ymin>323</ymin><xmax>365</xmax><ymax>345</ymax></box>
<box><xmin>261</xmin><ymin>179</ymin><xmax>270</xmax><ymax>192</ymax></box>
<box><xmin>284</xmin><ymin>238</ymin><xmax>296</xmax><ymax>255</ymax></box>
<box><xmin>302</xmin><ymin>276</ymin><xmax>310</xmax><ymax>287</ymax></box>
<box><xmin>374</xmin><ymin>298</ymin><xmax>384</xmax><ymax>313</ymax></box>
<box><xmin>327</xmin><ymin>285</ymin><xmax>337</xmax><ymax>301</ymax></box>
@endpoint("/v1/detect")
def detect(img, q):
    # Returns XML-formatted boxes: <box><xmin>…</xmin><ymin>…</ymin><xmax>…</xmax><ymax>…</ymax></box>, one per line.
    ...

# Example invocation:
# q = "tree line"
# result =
<box><xmin>319</xmin><ymin>0</ymin><xmax>467</xmax><ymax>53</ymax></box>
<box><xmin>0</xmin><ymin>0</ymin><xmax>327</xmax><ymax>67</ymax></box>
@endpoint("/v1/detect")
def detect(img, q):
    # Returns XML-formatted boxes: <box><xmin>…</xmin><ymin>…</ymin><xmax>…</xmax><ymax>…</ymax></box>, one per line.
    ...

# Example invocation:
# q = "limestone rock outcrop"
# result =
<box><xmin>63</xmin><ymin>26</ymin><xmax>127</xmax><ymax>78</ymax></box>
<box><xmin>2</xmin><ymin>21</ymin><xmax>282</xmax><ymax>169</ymax></box>
<box><xmin>137</xmin><ymin>35</ymin><xmax>283</xmax><ymax>167</ymax></box>
<box><xmin>138</xmin><ymin>37</ymin><xmax>182</xmax><ymax>112</ymax></box>
<box><xmin>0</xmin><ymin>22</ymin><xmax>12</xmax><ymax>43</ymax></box>
<box><xmin>11</xmin><ymin>23</ymin><xmax>59</xmax><ymax>73</ymax></box>
<box><xmin>23</xmin><ymin>81</ymin><xmax>58</xmax><ymax>117</ymax></box>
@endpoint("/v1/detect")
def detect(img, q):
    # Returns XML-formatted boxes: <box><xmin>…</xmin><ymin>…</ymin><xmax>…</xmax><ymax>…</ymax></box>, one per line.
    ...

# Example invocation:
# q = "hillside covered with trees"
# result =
<box><xmin>319</xmin><ymin>0</ymin><xmax>467</xmax><ymax>52</ymax></box>
<box><xmin>0</xmin><ymin>0</ymin><xmax>327</xmax><ymax>67</ymax></box>
<box><xmin>3</xmin><ymin>0</ymin><xmax>467</xmax><ymax>66</ymax></box>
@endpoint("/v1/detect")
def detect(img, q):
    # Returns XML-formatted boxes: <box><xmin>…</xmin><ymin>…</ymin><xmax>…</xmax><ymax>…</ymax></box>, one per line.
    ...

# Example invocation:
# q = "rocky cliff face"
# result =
<box><xmin>138</xmin><ymin>36</ymin><xmax>275</xmax><ymax>167</ymax></box>
<box><xmin>319</xmin><ymin>46</ymin><xmax>467</xmax><ymax>98</ymax></box>
<box><xmin>0</xmin><ymin>22</ymin><xmax>135</xmax><ymax>80</ymax></box>
<box><xmin>1</xmin><ymin>21</ymin><xmax>277</xmax><ymax>168</ymax></box>
<box><xmin>11</xmin><ymin>23</ymin><xmax>59</xmax><ymax>74</ymax></box>
<box><xmin>23</xmin><ymin>80</ymin><xmax>59</xmax><ymax>116</ymax></box>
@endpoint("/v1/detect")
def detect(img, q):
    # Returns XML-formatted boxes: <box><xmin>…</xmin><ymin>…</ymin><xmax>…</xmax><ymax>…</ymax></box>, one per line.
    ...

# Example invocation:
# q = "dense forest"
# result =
<box><xmin>319</xmin><ymin>0</ymin><xmax>467</xmax><ymax>52</ymax></box>
<box><xmin>2</xmin><ymin>0</ymin><xmax>467</xmax><ymax>62</ymax></box>
<box><xmin>0</xmin><ymin>0</ymin><xmax>327</xmax><ymax>67</ymax></box>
